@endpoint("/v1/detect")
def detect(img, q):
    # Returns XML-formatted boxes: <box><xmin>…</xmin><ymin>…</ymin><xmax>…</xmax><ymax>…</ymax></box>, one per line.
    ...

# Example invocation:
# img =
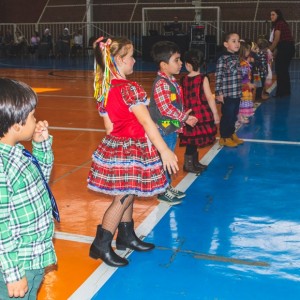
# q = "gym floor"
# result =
<box><xmin>0</xmin><ymin>57</ymin><xmax>299</xmax><ymax>300</ymax></box>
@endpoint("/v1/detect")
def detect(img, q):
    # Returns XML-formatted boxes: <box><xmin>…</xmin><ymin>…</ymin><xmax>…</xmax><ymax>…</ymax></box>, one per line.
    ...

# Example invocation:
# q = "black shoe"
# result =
<box><xmin>116</xmin><ymin>221</ymin><xmax>155</xmax><ymax>251</ymax></box>
<box><xmin>89</xmin><ymin>225</ymin><xmax>128</xmax><ymax>267</ymax></box>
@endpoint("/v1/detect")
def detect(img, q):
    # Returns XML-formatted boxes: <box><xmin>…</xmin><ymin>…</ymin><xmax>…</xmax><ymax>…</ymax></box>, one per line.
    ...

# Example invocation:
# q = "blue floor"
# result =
<box><xmin>91</xmin><ymin>72</ymin><xmax>300</xmax><ymax>299</ymax></box>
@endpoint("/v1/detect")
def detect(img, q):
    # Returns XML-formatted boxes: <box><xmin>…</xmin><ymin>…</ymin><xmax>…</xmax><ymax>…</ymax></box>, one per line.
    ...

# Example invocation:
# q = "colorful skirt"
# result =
<box><xmin>239</xmin><ymin>86</ymin><xmax>254</xmax><ymax>117</ymax></box>
<box><xmin>87</xmin><ymin>135</ymin><xmax>168</xmax><ymax>197</ymax></box>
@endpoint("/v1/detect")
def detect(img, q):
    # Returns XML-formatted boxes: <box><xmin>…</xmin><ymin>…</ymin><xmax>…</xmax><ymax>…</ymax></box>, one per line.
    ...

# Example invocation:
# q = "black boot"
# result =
<box><xmin>183</xmin><ymin>154</ymin><xmax>202</xmax><ymax>173</ymax></box>
<box><xmin>116</xmin><ymin>220</ymin><xmax>155</xmax><ymax>251</ymax></box>
<box><xmin>89</xmin><ymin>225</ymin><xmax>128</xmax><ymax>267</ymax></box>
<box><xmin>192</xmin><ymin>152</ymin><xmax>207</xmax><ymax>171</ymax></box>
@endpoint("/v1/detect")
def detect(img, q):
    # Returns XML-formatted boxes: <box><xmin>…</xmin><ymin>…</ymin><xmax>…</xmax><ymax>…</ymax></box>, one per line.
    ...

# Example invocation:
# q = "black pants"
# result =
<box><xmin>220</xmin><ymin>97</ymin><xmax>240</xmax><ymax>138</ymax></box>
<box><xmin>275</xmin><ymin>41</ymin><xmax>295</xmax><ymax>96</ymax></box>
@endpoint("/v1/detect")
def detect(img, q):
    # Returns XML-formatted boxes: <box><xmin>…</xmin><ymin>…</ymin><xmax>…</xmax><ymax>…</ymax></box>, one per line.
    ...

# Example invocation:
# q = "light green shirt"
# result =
<box><xmin>0</xmin><ymin>137</ymin><xmax>57</xmax><ymax>284</ymax></box>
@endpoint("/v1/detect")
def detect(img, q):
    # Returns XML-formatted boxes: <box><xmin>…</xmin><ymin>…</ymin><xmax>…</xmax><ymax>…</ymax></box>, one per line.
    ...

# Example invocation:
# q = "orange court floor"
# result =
<box><xmin>0</xmin><ymin>68</ymin><xmax>215</xmax><ymax>299</ymax></box>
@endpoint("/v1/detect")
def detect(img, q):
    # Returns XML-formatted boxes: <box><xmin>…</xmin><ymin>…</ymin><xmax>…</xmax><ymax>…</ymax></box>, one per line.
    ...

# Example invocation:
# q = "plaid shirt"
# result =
<box><xmin>152</xmin><ymin>71</ymin><xmax>187</xmax><ymax>125</ymax></box>
<box><xmin>215</xmin><ymin>51</ymin><xmax>242</xmax><ymax>98</ymax></box>
<box><xmin>274</xmin><ymin>20</ymin><xmax>294</xmax><ymax>42</ymax></box>
<box><xmin>0</xmin><ymin>137</ymin><xmax>56</xmax><ymax>284</ymax></box>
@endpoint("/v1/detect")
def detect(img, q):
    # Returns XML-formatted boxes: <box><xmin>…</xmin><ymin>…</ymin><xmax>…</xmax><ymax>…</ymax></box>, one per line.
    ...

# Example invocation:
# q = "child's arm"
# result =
<box><xmin>154</xmin><ymin>79</ymin><xmax>197</xmax><ymax>126</ymax></box>
<box><xmin>31</xmin><ymin>121</ymin><xmax>54</xmax><ymax>182</ymax></box>
<box><xmin>0</xmin><ymin>164</ymin><xmax>28</xmax><ymax>297</ymax></box>
<box><xmin>102</xmin><ymin>114</ymin><xmax>113</xmax><ymax>135</ymax></box>
<box><xmin>131</xmin><ymin>104</ymin><xmax>179</xmax><ymax>175</ymax></box>
<box><xmin>203</xmin><ymin>77</ymin><xmax>220</xmax><ymax>124</ymax></box>
<box><xmin>215</xmin><ymin>59</ymin><xmax>225</xmax><ymax>103</ymax></box>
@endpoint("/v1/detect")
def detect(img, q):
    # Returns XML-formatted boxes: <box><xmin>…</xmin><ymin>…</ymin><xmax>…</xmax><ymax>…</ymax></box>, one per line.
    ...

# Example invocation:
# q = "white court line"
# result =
<box><xmin>243</xmin><ymin>138</ymin><xmax>300</xmax><ymax>145</ymax></box>
<box><xmin>49</xmin><ymin>126</ymin><xmax>105</xmax><ymax>132</ymax></box>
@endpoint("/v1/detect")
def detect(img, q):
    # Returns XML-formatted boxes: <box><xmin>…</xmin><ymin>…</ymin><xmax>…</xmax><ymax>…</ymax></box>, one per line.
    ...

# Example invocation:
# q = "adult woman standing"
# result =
<box><xmin>269</xmin><ymin>9</ymin><xmax>295</xmax><ymax>97</ymax></box>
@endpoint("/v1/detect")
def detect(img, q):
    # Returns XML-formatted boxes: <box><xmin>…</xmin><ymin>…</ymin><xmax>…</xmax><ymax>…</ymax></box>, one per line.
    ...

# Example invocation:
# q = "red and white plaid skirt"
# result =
<box><xmin>87</xmin><ymin>135</ymin><xmax>168</xmax><ymax>196</ymax></box>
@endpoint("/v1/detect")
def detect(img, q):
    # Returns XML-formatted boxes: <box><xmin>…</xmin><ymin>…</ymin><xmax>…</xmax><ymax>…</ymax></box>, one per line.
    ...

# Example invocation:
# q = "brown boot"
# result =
<box><xmin>219</xmin><ymin>138</ymin><xmax>238</xmax><ymax>147</ymax></box>
<box><xmin>231</xmin><ymin>133</ymin><xmax>244</xmax><ymax>145</ymax></box>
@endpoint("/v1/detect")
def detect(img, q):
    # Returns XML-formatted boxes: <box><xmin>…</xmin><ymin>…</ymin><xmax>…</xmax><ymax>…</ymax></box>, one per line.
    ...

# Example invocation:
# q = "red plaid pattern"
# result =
<box><xmin>88</xmin><ymin>136</ymin><xmax>168</xmax><ymax>196</ymax></box>
<box><xmin>179</xmin><ymin>74</ymin><xmax>217</xmax><ymax>147</ymax></box>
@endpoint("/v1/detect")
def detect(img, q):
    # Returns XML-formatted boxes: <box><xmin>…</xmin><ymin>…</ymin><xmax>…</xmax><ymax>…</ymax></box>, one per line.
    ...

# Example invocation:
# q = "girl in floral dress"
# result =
<box><xmin>238</xmin><ymin>41</ymin><xmax>255</xmax><ymax>124</ymax></box>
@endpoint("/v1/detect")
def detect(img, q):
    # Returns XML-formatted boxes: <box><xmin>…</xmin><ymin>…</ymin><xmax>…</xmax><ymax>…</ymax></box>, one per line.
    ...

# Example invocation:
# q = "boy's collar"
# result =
<box><xmin>158</xmin><ymin>71</ymin><xmax>176</xmax><ymax>81</ymax></box>
<box><xmin>224</xmin><ymin>50</ymin><xmax>238</xmax><ymax>55</ymax></box>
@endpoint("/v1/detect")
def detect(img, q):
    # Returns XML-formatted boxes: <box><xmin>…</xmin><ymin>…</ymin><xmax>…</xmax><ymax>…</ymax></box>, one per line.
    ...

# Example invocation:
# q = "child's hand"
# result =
<box><xmin>185</xmin><ymin>115</ymin><xmax>198</xmax><ymax>127</ymax></box>
<box><xmin>160</xmin><ymin>149</ymin><xmax>179</xmax><ymax>175</ymax></box>
<box><xmin>32</xmin><ymin>120</ymin><xmax>49</xmax><ymax>143</ymax></box>
<box><xmin>216</xmin><ymin>95</ymin><xmax>224</xmax><ymax>103</ymax></box>
<box><xmin>7</xmin><ymin>277</ymin><xmax>28</xmax><ymax>298</ymax></box>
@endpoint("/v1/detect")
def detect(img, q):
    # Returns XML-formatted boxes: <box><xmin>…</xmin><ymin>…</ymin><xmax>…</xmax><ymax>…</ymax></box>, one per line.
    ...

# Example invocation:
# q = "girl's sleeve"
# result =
<box><xmin>121</xmin><ymin>82</ymin><xmax>148</xmax><ymax>109</ymax></box>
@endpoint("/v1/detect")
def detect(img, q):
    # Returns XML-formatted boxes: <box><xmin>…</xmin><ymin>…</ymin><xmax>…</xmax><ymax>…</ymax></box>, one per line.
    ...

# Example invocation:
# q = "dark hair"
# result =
<box><xmin>223</xmin><ymin>32</ymin><xmax>239</xmax><ymax>42</ymax></box>
<box><xmin>151</xmin><ymin>41</ymin><xmax>181</xmax><ymax>66</ymax></box>
<box><xmin>0</xmin><ymin>78</ymin><xmax>37</xmax><ymax>137</ymax></box>
<box><xmin>184</xmin><ymin>49</ymin><xmax>205</xmax><ymax>71</ymax></box>
<box><xmin>271</xmin><ymin>9</ymin><xmax>286</xmax><ymax>27</ymax></box>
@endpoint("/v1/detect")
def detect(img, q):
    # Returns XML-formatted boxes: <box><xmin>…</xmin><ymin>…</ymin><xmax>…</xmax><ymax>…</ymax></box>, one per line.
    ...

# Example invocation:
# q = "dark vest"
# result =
<box><xmin>149</xmin><ymin>75</ymin><xmax>183</xmax><ymax>135</ymax></box>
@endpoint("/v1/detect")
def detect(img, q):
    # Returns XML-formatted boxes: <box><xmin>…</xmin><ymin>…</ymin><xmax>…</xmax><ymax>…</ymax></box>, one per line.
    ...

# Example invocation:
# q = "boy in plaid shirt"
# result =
<box><xmin>149</xmin><ymin>41</ymin><xmax>198</xmax><ymax>205</ymax></box>
<box><xmin>215</xmin><ymin>32</ymin><xmax>243</xmax><ymax>147</ymax></box>
<box><xmin>0</xmin><ymin>78</ymin><xmax>57</xmax><ymax>299</ymax></box>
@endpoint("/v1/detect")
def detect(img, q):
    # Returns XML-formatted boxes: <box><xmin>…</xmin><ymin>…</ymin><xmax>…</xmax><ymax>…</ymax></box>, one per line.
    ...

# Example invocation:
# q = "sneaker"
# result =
<box><xmin>157</xmin><ymin>190</ymin><xmax>182</xmax><ymax>206</ymax></box>
<box><xmin>167</xmin><ymin>185</ymin><xmax>186</xmax><ymax>199</ymax></box>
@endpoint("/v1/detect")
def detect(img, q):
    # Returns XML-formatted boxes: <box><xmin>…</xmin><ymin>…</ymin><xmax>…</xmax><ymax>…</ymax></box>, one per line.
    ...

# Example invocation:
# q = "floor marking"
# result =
<box><xmin>49</xmin><ymin>126</ymin><xmax>105</xmax><ymax>132</ymax></box>
<box><xmin>52</xmin><ymin>159</ymin><xmax>92</xmax><ymax>183</ymax></box>
<box><xmin>38</xmin><ymin>94</ymin><xmax>94</xmax><ymax>99</ymax></box>
<box><xmin>157</xmin><ymin>246</ymin><xmax>270</xmax><ymax>267</ymax></box>
<box><xmin>243</xmin><ymin>138</ymin><xmax>300</xmax><ymax>145</ymax></box>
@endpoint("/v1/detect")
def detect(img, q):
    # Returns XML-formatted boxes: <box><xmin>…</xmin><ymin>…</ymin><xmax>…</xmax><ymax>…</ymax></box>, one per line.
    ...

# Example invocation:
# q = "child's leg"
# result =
<box><xmin>220</xmin><ymin>97</ymin><xmax>240</xmax><ymax>138</ymax></box>
<box><xmin>89</xmin><ymin>194</ymin><xmax>135</xmax><ymax>266</ymax></box>
<box><xmin>25</xmin><ymin>269</ymin><xmax>45</xmax><ymax>299</ymax></box>
<box><xmin>160</xmin><ymin>131</ymin><xmax>177</xmax><ymax>184</ymax></box>
<box><xmin>102</xmin><ymin>195</ymin><xmax>134</xmax><ymax>234</ymax></box>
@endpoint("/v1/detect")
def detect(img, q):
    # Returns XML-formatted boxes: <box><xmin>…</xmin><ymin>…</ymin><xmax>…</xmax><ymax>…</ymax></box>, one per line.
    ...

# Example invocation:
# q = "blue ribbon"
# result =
<box><xmin>22</xmin><ymin>149</ymin><xmax>60</xmax><ymax>222</ymax></box>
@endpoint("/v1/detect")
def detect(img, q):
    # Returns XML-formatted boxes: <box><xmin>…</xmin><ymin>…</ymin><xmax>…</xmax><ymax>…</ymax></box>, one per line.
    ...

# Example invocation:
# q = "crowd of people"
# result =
<box><xmin>0</xmin><ymin>27</ymin><xmax>84</xmax><ymax>58</ymax></box>
<box><xmin>0</xmin><ymin>8</ymin><xmax>295</xmax><ymax>299</ymax></box>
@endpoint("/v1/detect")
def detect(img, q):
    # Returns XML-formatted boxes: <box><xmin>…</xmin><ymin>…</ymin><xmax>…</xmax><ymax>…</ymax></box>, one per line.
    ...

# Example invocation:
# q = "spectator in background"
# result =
<box><xmin>269</xmin><ymin>9</ymin><xmax>295</xmax><ymax>97</ymax></box>
<box><xmin>3</xmin><ymin>30</ymin><xmax>14</xmax><ymax>57</ymax></box>
<box><xmin>39</xmin><ymin>28</ymin><xmax>53</xmax><ymax>58</ymax></box>
<box><xmin>56</xmin><ymin>28</ymin><xmax>71</xmax><ymax>57</ymax></box>
<box><xmin>71</xmin><ymin>29</ymin><xmax>83</xmax><ymax>57</ymax></box>
<box><xmin>29</xmin><ymin>31</ymin><xmax>40</xmax><ymax>55</ymax></box>
<box><xmin>169</xmin><ymin>16</ymin><xmax>183</xmax><ymax>35</ymax></box>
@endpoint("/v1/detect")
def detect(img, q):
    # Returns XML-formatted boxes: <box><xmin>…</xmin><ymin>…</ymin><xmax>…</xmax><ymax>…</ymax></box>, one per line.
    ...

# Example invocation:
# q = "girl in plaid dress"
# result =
<box><xmin>180</xmin><ymin>49</ymin><xmax>219</xmax><ymax>173</ymax></box>
<box><xmin>87</xmin><ymin>37</ymin><xmax>178</xmax><ymax>267</ymax></box>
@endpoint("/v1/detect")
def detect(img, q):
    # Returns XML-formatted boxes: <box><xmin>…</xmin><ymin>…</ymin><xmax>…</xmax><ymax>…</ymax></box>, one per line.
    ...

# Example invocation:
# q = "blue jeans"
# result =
<box><xmin>0</xmin><ymin>269</ymin><xmax>44</xmax><ymax>300</ymax></box>
<box><xmin>159</xmin><ymin>129</ymin><xmax>177</xmax><ymax>184</ymax></box>
<box><xmin>219</xmin><ymin>97</ymin><xmax>240</xmax><ymax>138</ymax></box>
